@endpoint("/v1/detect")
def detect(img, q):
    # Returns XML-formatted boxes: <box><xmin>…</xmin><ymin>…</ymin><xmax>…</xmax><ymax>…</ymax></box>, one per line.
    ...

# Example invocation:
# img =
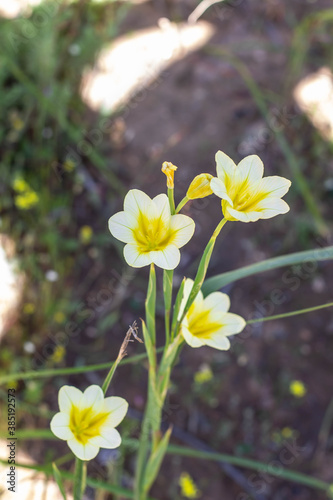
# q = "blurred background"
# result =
<box><xmin>0</xmin><ymin>0</ymin><xmax>332</xmax><ymax>498</ymax></box>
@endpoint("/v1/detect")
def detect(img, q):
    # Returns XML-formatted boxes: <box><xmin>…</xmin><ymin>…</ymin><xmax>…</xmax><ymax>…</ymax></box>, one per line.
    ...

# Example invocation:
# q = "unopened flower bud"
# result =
<box><xmin>162</xmin><ymin>161</ymin><xmax>177</xmax><ymax>189</ymax></box>
<box><xmin>187</xmin><ymin>173</ymin><xmax>213</xmax><ymax>199</ymax></box>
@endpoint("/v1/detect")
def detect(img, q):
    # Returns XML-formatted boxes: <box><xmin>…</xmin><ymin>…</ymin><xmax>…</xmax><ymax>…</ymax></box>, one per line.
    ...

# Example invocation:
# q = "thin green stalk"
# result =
<box><xmin>168</xmin><ymin>187</ymin><xmax>176</xmax><ymax>215</ymax></box>
<box><xmin>175</xmin><ymin>196</ymin><xmax>189</xmax><ymax>213</ymax></box>
<box><xmin>163</xmin><ymin>269</ymin><xmax>173</xmax><ymax>346</ymax></box>
<box><xmin>166</xmin><ymin>445</ymin><xmax>331</xmax><ymax>493</ymax></box>
<box><xmin>145</xmin><ymin>264</ymin><xmax>156</xmax><ymax>345</ymax></box>
<box><xmin>73</xmin><ymin>458</ymin><xmax>86</xmax><ymax>500</ymax></box>
<box><xmin>247</xmin><ymin>302</ymin><xmax>333</xmax><ymax>325</ymax></box>
<box><xmin>0</xmin><ymin>348</ymin><xmax>164</xmax><ymax>386</ymax></box>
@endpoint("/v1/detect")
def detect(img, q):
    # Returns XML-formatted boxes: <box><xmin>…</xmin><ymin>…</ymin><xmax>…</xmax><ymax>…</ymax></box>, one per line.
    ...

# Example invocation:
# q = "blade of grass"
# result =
<box><xmin>247</xmin><ymin>302</ymin><xmax>333</xmax><ymax>324</ymax></box>
<box><xmin>0</xmin><ymin>348</ymin><xmax>164</xmax><ymax>386</ymax></box>
<box><xmin>202</xmin><ymin>245</ymin><xmax>333</xmax><ymax>295</ymax></box>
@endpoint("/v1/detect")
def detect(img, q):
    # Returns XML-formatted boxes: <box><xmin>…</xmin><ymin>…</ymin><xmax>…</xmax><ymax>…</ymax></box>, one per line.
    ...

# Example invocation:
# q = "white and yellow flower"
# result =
<box><xmin>50</xmin><ymin>385</ymin><xmax>128</xmax><ymax>461</ymax></box>
<box><xmin>210</xmin><ymin>151</ymin><xmax>291</xmax><ymax>222</ymax></box>
<box><xmin>108</xmin><ymin>189</ymin><xmax>195</xmax><ymax>270</ymax></box>
<box><xmin>179</xmin><ymin>279</ymin><xmax>245</xmax><ymax>350</ymax></box>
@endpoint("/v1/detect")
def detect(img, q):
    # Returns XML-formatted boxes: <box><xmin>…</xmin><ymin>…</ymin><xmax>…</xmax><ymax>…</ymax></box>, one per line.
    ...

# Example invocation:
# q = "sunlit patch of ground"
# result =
<box><xmin>294</xmin><ymin>67</ymin><xmax>333</xmax><ymax>142</ymax></box>
<box><xmin>81</xmin><ymin>20</ymin><xmax>215</xmax><ymax>113</ymax></box>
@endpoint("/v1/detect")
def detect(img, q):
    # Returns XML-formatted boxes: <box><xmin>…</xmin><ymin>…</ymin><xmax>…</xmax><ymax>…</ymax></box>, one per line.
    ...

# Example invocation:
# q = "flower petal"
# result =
<box><xmin>215</xmin><ymin>312</ymin><xmax>246</xmax><ymax>335</ymax></box>
<box><xmin>58</xmin><ymin>386</ymin><xmax>82</xmax><ymax>413</ymax></box>
<box><xmin>226</xmin><ymin>206</ymin><xmax>262</xmax><ymax>223</ymax></box>
<box><xmin>67</xmin><ymin>438</ymin><xmax>99</xmax><ymax>461</ymax></box>
<box><xmin>50</xmin><ymin>412</ymin><xmax>73</xmax><ymax>440</ymax></box>
<box><xmin>258</xmin><ymin>176</ymin><xmax>291</xmax><ymax>199</ymax></box>
<box><xmin>181</xmin><ymin>325</ymin><xmax>205</xmax><ymax>348</ymax></box>
<box><xmin>89</xmin><ymin>428</ymin><xmax>121</xmax><ymax>449</ymax></box>
<box><xmin>124</xmin><ymin>189</ymin><xmax>152</xmax><ymax>218</ymax></box>
<box><xmin>81</xmin><ymin>385</ymin><xmax>104</xmax><ymax>413</ymax></box>
<box><xmin>210</xmin><ymin>177</ymin><xmax>233</xmax><ymax>205</ymax></box>
<box><xmin>236</xmin><ymin>155</ymin><xmax>264</xmax><ymax>184</ymax></box>
<box><xmin>152</xmin><ymin>193</ymin><xmax>171</xmax><ymax>225</ymax></box>
<box><xmin>150</xmin><ymin>245</ymin><xmax>180</xmax><ymax>270</ymax></box>
<box><xmin>103</xmin><ymin>397</ymin><xmax>128</xmax><ymax>427</ymax></box>
<box><xmin>203</xmin><ymin>292</ymin><xmax>230</xmax><ymax>315</ymax></box>
<box><xmin>204</xmin><ymin>335</ymin><xmax>231</xmax><ymax>350</ymax></box>
<box><xmin>108</xmin><ymin>211</ymin><xmax>134</xmax><ymax>243</ymax></box>
<box><xmin>255</xmin><ymin>198</ymin><xmax>290</xmax><ymax>219</ymax></box>
<box><xmin>215</xmin><ymin>150</ymin><xmax>236</xmax><ymax>180</ymax></box>
<box><xmin>123</xmin><ymin>244</ymin><xmax>152</xmax><ymax>268</ymax></box>
<box><xmin>170</xmin><ymin>214</ymin><xmax>195</xmax><ymax>248</ymax></box>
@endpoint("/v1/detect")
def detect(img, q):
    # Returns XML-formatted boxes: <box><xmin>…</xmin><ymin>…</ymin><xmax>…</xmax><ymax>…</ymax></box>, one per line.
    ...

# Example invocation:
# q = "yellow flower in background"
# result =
<box><xmin>179</xmin><ymin>279</ymin><xmax>245</xmax><ymax>350</ymax></box>
<box><xmin>23</xmin><ymin>302</ymin><xmax>35</xmax><ymax>315</ymax></box>
<box><xmin>50</xmin><ymin>385</ymin><xmax>128</xmax><ymax>461</ymax></box>
<box><xmin>63</xmin><ymin>159</ymin><xmax>76</xmax><ymax>172</ymax></box>
<box><xmin>194</xmin><ymin>364</ymin><xmax>213</xmax><ymax>385</ymax></box>
<box><xmin>15</xmin><ymin>191</ymin><xmax>39</xmax><ymax>210</ymax></box>
<box><xmin>281</xmin><ymin>427</ymin><xmax>294</xmax><ymax>439</ymax></box>
<box><xmin>108</xmin><ymin>189</ymin><xmax>195</xmax><ymax>270</ymax></box>
<box><xmin>13</xmin><ymin>177</ymin><xmax>39</xmax><ymax>210</ymax></box>
<box><xmin>50</xmin><ymin>345</ymin><xmax>66</xmax><ymax>364</ymax></box>
<box><xmin>187</xmin><ymin>173</ymin><xmax>213</xmax><ymax>200</ymax></box>
<box><xmin>13</xmin><ymin>177</ymin><xmax>31</xmax><ymax>193</ymax></box>
<box><xmin>210</xmin><ymin>151</ymin><xmax>291</xmax><ymax>222</ymax></box>
<box><xmin>161</xmin><ymin>161</ymin><xmax>177</xmax><ymax>188</ymax></box>
<box><xmin>79</xmin><ymin>225</ymin><xmax>93</xmax><ymax>244</ymax></box>
<box><xmin>289</xmin><ymin>380</ymin><xmax>306</xmax><ymax>398</ymax></box>
<box><xmin>54</xmin><ymin>311</ymin><xmax>66</xmax><ymax>324</ymax></box>
<box><xmin>179</xmin><ymin>472</ymin><xmax>201</xmax><ymax>499</ymax></box>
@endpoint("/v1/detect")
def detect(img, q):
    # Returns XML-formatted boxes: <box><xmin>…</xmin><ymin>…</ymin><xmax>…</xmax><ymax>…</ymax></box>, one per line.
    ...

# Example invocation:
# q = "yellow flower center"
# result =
<box><xmin>133</xmin><ymin>211</ymin><xmax>174</xmax><ymax>252</ymax></box>
<box><xmin>69</xmin><ymin>405</ymin><xmax>109</xmax><ymax>444</ymax></box>
<box><xmin>188</xmin><ymin>307</ymin><xmax>222</xmax><ymax>338</ymax></box>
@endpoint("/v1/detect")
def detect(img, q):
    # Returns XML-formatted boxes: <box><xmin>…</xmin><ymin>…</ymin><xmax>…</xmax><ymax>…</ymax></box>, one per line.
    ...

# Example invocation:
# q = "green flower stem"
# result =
<box><xmin>135</xmin><ymin>264</ymin><xmax>158</xmax><ymax>500</ymax></box>
<box><xmin>247</xmin><ymin>301</ymin><xmax>333</xmax><ymax>325</ymax></box>
<box><xmin>73</xmin><ymin>458</ymin><xmax>86</xmax><ymax>500</ymax></box>
<box><xmin>163</xmin><ymin>269</ymin><xmax>173</xmax><ymax>346</ymax></box>
<box><xmin>175</xmin><ymin>196</ymin><xmax>189</xmax><ymax>213</ymax></box>
<box><xmin>175</xmin><ymin>218</ymin><xmax>227</xmax><ymax>335</ymax></box>
<box><xmin>167</xmin><ymin>187</ymin><xmax>176</xmax><ymax>215</ymax></box>
<box><xmin>145</xmin><ymin>264</ymin><xmax>156</xmax><ymax>345</ymax></box>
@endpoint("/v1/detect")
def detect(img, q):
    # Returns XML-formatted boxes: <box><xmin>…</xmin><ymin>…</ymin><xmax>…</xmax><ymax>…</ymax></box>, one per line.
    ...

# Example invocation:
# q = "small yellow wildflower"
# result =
<box><xmin>54</xmin><ymin>311</ymin><xmax>66</xmax><ymax>324</ymax></box>
<box><xmin>79</xmin><ymin>225</ymin><xmax>93</xmax><ymax>244</ymax></box>
<box><xmin>210</xmin><ymin>151</ymin><xmax>291</xmax><ymax>222</ymax></box>
<box><xmin>289</xmin><ymin>380</ymin><xmax>306</xmax><ymax>398</ymax></box>
<box><xmin>187</xmin><ymin>174</ymin><xmax>213</xmax><ymax>200</ymax></box>
<box><xmin>63</xmin><ymin>159</ymin><xmax>76</xmax><ymax>172</ymax></box>
<box><xmin>50</xmin><ymin>385</ymin><xmax>128</xmax><ymax>460</ymax></box>
<box><xmin>179</xmin><ymin>279</ymin><xmax>245</xmax><ymax>350</ymax></box>
<box><xmin>50</xmin><ymin>345</ymin><xmax>66</xmax><ymax>364</ymax></box>
<box><xmin>179</xmin><ymin>472</ymin><xmax>201</xmax><ymax>499</ymax></box>
<box><xmin>13</xmin><ymin>177</ymin><xmax>31</xmax><ymax>193</ymax></box>
<box><xmin>109</xmin><ymin>189</ymin><xmax>195</xmax><ymax>270</ymax></box>
<box><xmin>161</xmin><ymin>161</ymin><xmax>177</xmax><ymax>189</ymax></box>
<box><xmin>281</xmin><ymin>427</ymin><xmax>294</xmax><ymax>439</ymax></box>
<box><xmin>15</xmin><ymin>191</ymin><xmax>39</xmax><ymax>210</ymax></box>
<box><xmin>23</xmin><ymin>302</ymin><xmax>35</xmax><ymax>315</ymax></box>
<box><xmin>194</xmin><ymin>364</ymin><xmax>213</xmax><ymax>385</ymax></box>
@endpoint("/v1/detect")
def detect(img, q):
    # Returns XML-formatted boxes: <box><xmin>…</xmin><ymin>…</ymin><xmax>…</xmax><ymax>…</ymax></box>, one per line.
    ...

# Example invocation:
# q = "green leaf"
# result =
<box><xmin>52</xmin><ymin>462</ymin><xmax>67</xmax><ymax>500</ymax></box>
<box><xmin>202</xmin><ymin>246</ymin><xmax>333</xmax><ymax>295</ymax></box>
<box><xmin>163</xmin><ymin>269</ymin><xmax>173</xmax><ymax>344</ymax></box>
<box><xmin>143</xmin><ymin>427</ymin><xmax>172</xmax><ymax>494</ymax></box>
<box><xmin>142</xmin><ymin>320</ymin><xmax>157</xmax><ymax>373</ymax></box>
